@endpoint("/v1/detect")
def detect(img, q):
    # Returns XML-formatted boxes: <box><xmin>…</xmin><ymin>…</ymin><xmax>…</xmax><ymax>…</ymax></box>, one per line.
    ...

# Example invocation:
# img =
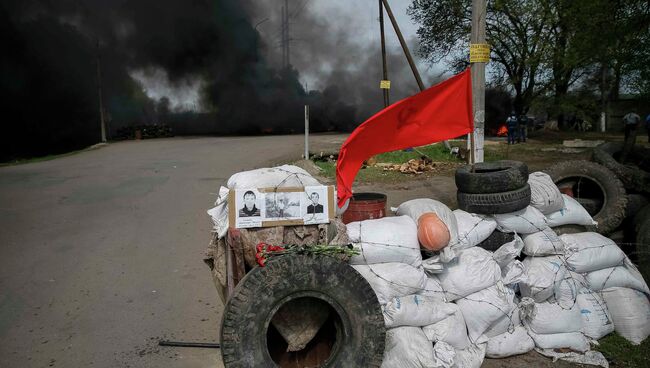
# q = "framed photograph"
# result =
<box><xmin>233</xmin><ymin>189</ymin><xmax>263</xmax><ymax>228</ymax></box>
<box><xmin>228</xmin><ymin>186</ymin><xmax>335</xmax><ymax>229</ymax></box>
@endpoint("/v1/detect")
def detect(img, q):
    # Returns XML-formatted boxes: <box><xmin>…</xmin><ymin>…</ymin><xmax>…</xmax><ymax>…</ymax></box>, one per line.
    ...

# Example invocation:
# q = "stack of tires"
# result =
<box><xmin>455</xmin><ymin>161</ymin><xmax>530</xmax><ymax>251</ymax></box>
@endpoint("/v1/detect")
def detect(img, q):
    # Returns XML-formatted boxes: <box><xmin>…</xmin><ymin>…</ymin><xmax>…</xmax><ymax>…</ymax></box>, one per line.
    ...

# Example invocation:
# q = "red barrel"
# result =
<box><xmin>341</xmin><ymin>193</ymin><xmax>387</xmax><ymax>224</ymax></box>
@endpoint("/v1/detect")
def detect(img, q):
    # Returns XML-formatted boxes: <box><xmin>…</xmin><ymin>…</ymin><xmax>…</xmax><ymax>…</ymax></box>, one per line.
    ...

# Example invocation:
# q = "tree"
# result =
<box><xmin>408</xmin><ymin>0</ymin><xmax>553</xmax><ymax>115</ymax></box>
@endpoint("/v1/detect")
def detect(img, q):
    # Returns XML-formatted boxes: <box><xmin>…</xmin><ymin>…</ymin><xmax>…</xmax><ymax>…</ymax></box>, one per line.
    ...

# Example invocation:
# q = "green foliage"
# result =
<box><xmin>596</xmin><ymin>333</ymin><xmax>650</xmax><ymax>367</ymax></box>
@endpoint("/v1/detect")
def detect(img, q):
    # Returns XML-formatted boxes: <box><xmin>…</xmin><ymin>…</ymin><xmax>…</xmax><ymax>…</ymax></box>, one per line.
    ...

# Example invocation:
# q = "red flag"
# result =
<box><xmin>336</xmin><ymin>68</ymin><xmax>473</xmax><ymax>208</ymax></box>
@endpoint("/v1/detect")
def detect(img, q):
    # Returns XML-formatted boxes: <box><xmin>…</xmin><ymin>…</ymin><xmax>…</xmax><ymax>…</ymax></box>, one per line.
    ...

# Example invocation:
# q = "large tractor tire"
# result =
<box><xmin>455</xmin><ymin>160</ymin><xmax>529</xmax><ymax>194</ymax></box>
<box><xmin>220</xmin><ymin>255</ymin><xmax>385</xmax><ymax>368</ymax></box>
<box><xmin>544</xmin><ymin>160</ymin><xmax>627</xmax><ymax>235</ymax></box>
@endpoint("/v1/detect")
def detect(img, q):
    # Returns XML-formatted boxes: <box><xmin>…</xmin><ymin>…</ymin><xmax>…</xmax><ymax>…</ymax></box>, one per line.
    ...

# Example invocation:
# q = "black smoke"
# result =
<box><xmin>1</xmin><ymin>0</ymin><xmax>437</xmax><ymax>160</ymax></box>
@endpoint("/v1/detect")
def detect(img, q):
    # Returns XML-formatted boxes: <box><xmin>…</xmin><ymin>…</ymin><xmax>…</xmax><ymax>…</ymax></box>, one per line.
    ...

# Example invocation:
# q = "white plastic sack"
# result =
<box><xmin>561</xmin><ymin>232</ymin><xmax>626</xmax><ymax>273</ymax></box>
<box><xmin>528</xmin><ymin>171</ymin><xmax>565</xmax><ymax>214</ymax></box>
<box><xmin>502</xmin><ymin>260</ymin><xmax>527</xmax><ymax>286</ymax></box>
<box><xmin>546</xmin><ymin>194</ymin><xmax>597</xmax><ymax>227</ymax></box>
<box><xmin>552</xmin><ymin>272</ymin><xmax>584</xmax><ymax>309</ymax></box>
<box><xmin>396</xmin><ymin>199</ymin><xmax>459</xmax><ymax>262</ymax></box>
<box><xmin>486</xmin><ymin>325</ymin><xmax>535</xmax><ymax>358</ymax></box>
<box><xmin>492</xmin><ymin>234</ymin><xmax>524</xmax><ymax>268</ymax></box>
<box><xmin>347</xmin><ymin>216</ymin><xmax>421</xmax><ymax>267</ymax></box>
<box><xmin>492</xmin><ymin>206</ymin><xmax>547</xmax><ymax>234</ymax></box>
<box><xmin>487</xmin><ymin>306</ymin><xmax>522</xmax><ymax>339</ymax></box>
<box><xmin>602</xmin><ymin>287</ymin><xmax>650</xmax><ymax>345</ymax></box>
<box><xmin>381</xmin><ymin>327</ymin><xmax>436</xmax><ymax>368</ymax></box>
<box><xmin>586</xmin><ymin>261</ymin><xmax>650</xmax><ymax>294</ymax></box>
<box><xmin>526</xmin><ymin>329</ymin><xmax>590</xmax><ymax>352</ymax></box>
<box><xmin>422</xmin><ymin>255</ymin><xmax>445</xmax><ymax>275</ymax></box>
<box><xmin>352</xmin><ymin>263</ymin><xmax>427</xmax><ymax>305</ymax></box>
<box><xmin>383</xmin><ymin>295</ymin><xmax>456</xmax><ymax>328</ymax></box>
<box><xmin>520</xmin><ymin>255</ymin><xmax>568</xmax><ymax>302</ymax></box>
<box><xmin>207</xmin><ymin>186</ymin><xmax>231</xmax><ymax>238</ymax></box>
<box><xmin>417</xmin><ymin>276</ymin><xmax>447</xmax><ymax>302</ymax></box>
<box><xmin>522</xmin><ymin>227</ymin><xmax>565</xmax><ymax>256</ymax></box>
<box><xmin>431</xmin><ymin>341</ymin><xmax>456</xmax><ymax>368</ymax></box>
<box><xmin>437</xmin><ymin>247</ymin><xmax>501</xmax><ymax>301</ymax></box>
<box><xmin>535</xmin><ymin>349</ymin><xmax>609</xmax><ymax>368</ymax></box>
<box><xmin>576</xmin><ymin>288</ymin><xmax>614</xmax><ymax>340</ymax></box>
<box><xmin>453</xmin><ymin>209</ymin><xmax>497</xmax><ymax>249</ymax></box>
<box><xmin>452</xmin><ymin>343</ymin><xmax>487</xmax><ymax>368</ymax></box>
<box><xmin>520</xmin><ymin>298</ymin><xmax>582</xmax><ymax>335</ymax></box>
<box><xmin>457</xmin><ymin>282</ymin><xmax>518</xmax><ymax>342</ymax></box>
<box><xmin>226</xmin><ymin>164</ymin><xmax>320</xmax><ymax>189</ymax></box>
<box><xmin>423</xmin><ymin>303</ymin><xmax>471</xmax><ymax>350</ymax></box>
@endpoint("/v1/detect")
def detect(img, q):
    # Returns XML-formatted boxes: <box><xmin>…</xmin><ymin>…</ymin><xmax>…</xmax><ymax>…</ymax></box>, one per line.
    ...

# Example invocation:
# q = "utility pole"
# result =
<box><xmin>470</xmin><ymin>0</ymin><xmax>487</xmax><ymax>163</ymax></box>
<box><xmin>96</xmin><ymin>40</ymin><xmax>107</xmax><ymax>143</ymax></box>
<box><xmin>381</xmin><ymin>0</ymin><xmax>451</xmax><ymax>150</ymax></box>
<box><xmin>379</xmin><ymin>0</ymin><xmax>390</xmax><ymax>107</ymax></box>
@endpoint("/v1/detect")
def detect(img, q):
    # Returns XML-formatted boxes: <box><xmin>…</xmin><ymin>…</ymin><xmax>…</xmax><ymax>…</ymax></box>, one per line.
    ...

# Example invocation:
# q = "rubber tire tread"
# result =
<box><xmin>455</xmin><ymin>160</ymin><xmax>529</xmax><ymax>194</ymax></box>
<box><xmin>543</xmin><ymin>160</ymin><xmax>627</xmax><ymax>235</ymax></box>
<box><xmin>593</xmin><ymin>142</ymin><xmax>650</xmax><ymax>195</ymax></box>
<box><xmin>457</xmin><ymin>184</ymin><xmax>531</xmax><ymax>215</ymax></box>
<box><xmin>220</xmin><ymin>254</ymin><xmax>385</xmax><ymax>368</ymax></box>
<box><xmin>476</xmin><ymin>230</ymin><xmax>515</xmax><ymax>252</ymax></box>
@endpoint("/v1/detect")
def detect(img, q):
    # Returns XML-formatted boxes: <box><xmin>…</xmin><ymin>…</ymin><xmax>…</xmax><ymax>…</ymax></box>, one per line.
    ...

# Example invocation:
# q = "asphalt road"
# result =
<box><xmin>0</xmin><ymin>135</ymin><xmax>345</xmax><ymax>368</ymax></box>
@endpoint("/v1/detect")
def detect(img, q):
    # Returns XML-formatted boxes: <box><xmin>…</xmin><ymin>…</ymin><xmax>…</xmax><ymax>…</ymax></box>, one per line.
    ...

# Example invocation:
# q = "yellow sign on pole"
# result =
<box><xmin>380</xmin><ymin>80</ymin><xmax>391</xmax><ymax>89</ymax></box>
<box><xmin>470</xmin><ymin>43</ymin><xmax>490</xmax><ymax>63</ymax></box>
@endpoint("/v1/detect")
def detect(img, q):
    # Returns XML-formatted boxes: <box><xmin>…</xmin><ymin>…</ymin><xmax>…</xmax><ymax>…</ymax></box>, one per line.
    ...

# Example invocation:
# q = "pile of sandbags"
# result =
<box><xmin>348</xmin><ymin>170</ymin><xmax>650</xmax><ymax>368</ymax></box>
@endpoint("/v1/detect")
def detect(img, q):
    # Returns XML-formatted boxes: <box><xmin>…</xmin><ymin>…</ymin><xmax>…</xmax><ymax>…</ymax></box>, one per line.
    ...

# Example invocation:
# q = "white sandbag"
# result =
<box><xmin>383</xmin><ymin>295</ymin><xmax>456</xmax><ymax>328</ymax></box>
<box><xmin>586</xmin><ymin>261</ymin><xmax>650</xmax><ymax>294</ymax></box>
<box><xmin>396</xmin><ymin>199</ymin><xmax>459</xmax><ymax>262</ymax></box>
<box><xmin>535</xmin><ymin>349</ymin><xmax>609</xmax><ymax>368</ymax></box>
<box><xmin>417</xmin><ymin>275</ymin><xmax>447</xmax><ymax>302</ymax></box>
<box><xmin>431</xmin><ymin>341</ymin><xmax>456</xmax><ymax>368</ymax></box>
<box><xmin>520</xmin><ymin>298</ymin><xmax>582</xmax><ymax>335</ymax></box>
<box><xmin>422</xmin><ymin>255</ymin><xmax>445</xmax><ymax>275</ymax></box>
<box><xmin>352</xmin><ymin>263</ymin><xmax>427</xmax><ymax>305</ymax></box>
<box><xmin>452</xmin><ymin>343</ymin><xmax>487</xmax><ymax>368</ymax></box>
<box><xmin>381</xmin><ymin>327</ymin><xmax>436</xmax><ymax>368</ymax></box>
<box><xmin>576</xmin><ymin>288</ymin><xmax>614</xmax><ymax>340</ymax></box>
<box><xmin>486</xmin><ymin>325</ymin><xmax>535</xmax><ymax>358</ymax></box>
<box><xmin>602</xmin><ymin>287</ymin><xmax>650</xmax><ymax>345</ymax></box>
<box><xmin>522</xmin><ymin>227</ymin><xmax>565</xmax><ymax>256</ymax></box>
<box><xmin>453</xmin><ymin>209</ymin><xmax>497</xmax><ymax>248</ymax></box>
<box><xmin>423</xmin><ymin>304</ymin><xmax>471</xmax><ymax>350</ymax></box>
<box><xmin>437</xmin><ymin>247</ymin><xmax>501</xmax><ymax>301</ymax></box>
<box><xmin>520</xmin><ymin>255</ymin><xmax>568</xmax><ymax>302</ymax></box>
<box><xmin>528</xmin><ymin>171</ymin><xmax>565</xmax><ymax>214</ymax></box>
<box><xmin>347</xmin><ymin>216</ymin><xmax>421</xmax><ymax>267</ymax></box>
<box><xmin>207</xmin><ymin>186</ymin><xmax>231</xmax><ymax>238</ymax></box>
<box><xmin>526</xmin><ymin>329</ymin><xmax>590</xmax><ymax>352</ymax></box>
<box><xmin>487</xmin><ymin>306</ymin><xmax>521</xmax><ymax>339</ymax></box>
<box><xmin>552</xmin><ymin>272</ymin><xmax>584</xmax><ymax>309</ymax></box>
<box><xmin>457</xmin><ymin>282</ymin><xmax>517</xmax><ymax>342</ymax></box>
<box><xmin>227</xmin><ymin>164</ymin><xmax>320</xmax><ymax>189</ymax></box>
<box><xmin>546</xmin><ymin>194</ymin><xmax>597</xmax><ymax>227</ymax></box>
<box><xmin>561</xmin><ymin>232</ymin><xmax>626</xmax><ymax>273</ymax></box>
<box><xmin>492</xmin><ymin>206</ymin><xmax>547</xmax><ymax>234</ymax></box>
<box><xmin>502</xmin><ymin>260</ymin><xmax>527</xmax><ymax>286</ymax></box>
<box><xmin>492</xmin><ymin>234</ymin><xmax>524</xmax><ymax>268</ymax></box>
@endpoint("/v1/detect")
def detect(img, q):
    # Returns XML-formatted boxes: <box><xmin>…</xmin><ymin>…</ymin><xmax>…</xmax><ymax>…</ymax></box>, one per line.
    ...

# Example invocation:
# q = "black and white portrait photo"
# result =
<box><xmin>234</xmin><ymin>189</ymin><xmax>263</xmax><ymax>228</ymax></box>
<box><xmin>302</xmin><ymin>186</ymin><xmax>329</xmax><ymax>225</ymax></box>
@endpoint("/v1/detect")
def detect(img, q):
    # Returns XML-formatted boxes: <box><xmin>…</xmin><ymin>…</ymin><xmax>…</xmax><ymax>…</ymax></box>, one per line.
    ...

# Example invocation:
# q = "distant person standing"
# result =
<box><xmin>506</xmin><ymin>112</ymin><xmax>518</xmax><ymax>145</ymax></box>
<box><xmin>621</xmin><ymin>110</ymin><xmax>641</xmax><ymax>162</ymax></box>
<box><xmin>518</xmin><ymin>114</ymin><xmax>528</xmax><ymax>143</ymax></box>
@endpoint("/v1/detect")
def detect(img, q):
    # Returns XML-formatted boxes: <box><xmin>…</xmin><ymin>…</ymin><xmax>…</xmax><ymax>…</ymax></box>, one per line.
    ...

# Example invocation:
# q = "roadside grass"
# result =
<box><xmin>596</xmin><ymin>333</ymin><xmax>650</xmax><ymax>367</ymax></box>
<box><xmin>0</xmin><ymin>143</ymin><xmax>107</xmax><ymax>167</ymax></box>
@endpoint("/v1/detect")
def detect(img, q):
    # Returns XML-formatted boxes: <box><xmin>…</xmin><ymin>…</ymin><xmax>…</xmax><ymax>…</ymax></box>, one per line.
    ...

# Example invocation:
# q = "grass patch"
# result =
<box><xmin>596</xmin><ymin>333</ymin><xmax>650</xmax><ymax>367</ymax></box>
<box><xmin>314</xmin><ymin>160</ymin><xmax>406</xmax><ymax>182</ymax></box>
<box><xmin>373</xmin><ymin>143</ymin><xmax>458</xmax><ymax>163</ymax></box>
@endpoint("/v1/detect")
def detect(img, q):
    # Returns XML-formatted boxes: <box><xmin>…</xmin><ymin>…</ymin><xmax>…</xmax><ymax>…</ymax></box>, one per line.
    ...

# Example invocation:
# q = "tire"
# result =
<box><xmin>626</xmin><ymin>194</ymin><xmax>649</xmax><ymax>218</ymax></box>
<box><xmin>455</xmin><ymin>160</ymin><xmax>529</xmax><ymax>194</ymax></box>
<box><xmin>220</xmin><ymin>255</ymin><xmax>385</xmax><ymax>368</ymax></box>
<box><xmin>476</xmin><ymin>230</ymin><xmax>515</xmax><ymax>252</ymax></box>
<box><xmin>544</xmin><ymin>160</ymin><xmax>627</xmax><ymax>235</ymax></box>
<box><xmin>593</xmin><ymin>142</ymin><xmax>650</xmax><ymax>195</ymax></box>
<box><xmin>457</xmin><ymin>184</ymin><xmax>531</xmax><ymax>214</ymax></box>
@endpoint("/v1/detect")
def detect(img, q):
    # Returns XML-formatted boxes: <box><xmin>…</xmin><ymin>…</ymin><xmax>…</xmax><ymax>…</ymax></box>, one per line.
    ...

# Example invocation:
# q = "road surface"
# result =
<box><xmin>0</xmin><ymin>135</ymin><xmax>345</xmax><ymax>368</ymax></box>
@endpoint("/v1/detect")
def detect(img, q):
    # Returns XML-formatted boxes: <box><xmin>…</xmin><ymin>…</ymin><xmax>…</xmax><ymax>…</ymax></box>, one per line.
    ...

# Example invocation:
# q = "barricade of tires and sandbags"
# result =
<box><xmin>206</xmin><ymin>162</ymin><xmax>650</xmax><ymax>368</ymax></box>
<box><xmin>349</xmin><ymin>160</ymin><xmax>649</xmax><ymax>368</ymax></box>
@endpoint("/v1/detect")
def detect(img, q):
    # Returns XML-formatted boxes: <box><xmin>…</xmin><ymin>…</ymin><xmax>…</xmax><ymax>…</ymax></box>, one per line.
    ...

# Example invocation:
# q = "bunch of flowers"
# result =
<box><xmin>255</xmin><ymin>242</ymin><xmax>359</xmax><ymax>267</ymax></box>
